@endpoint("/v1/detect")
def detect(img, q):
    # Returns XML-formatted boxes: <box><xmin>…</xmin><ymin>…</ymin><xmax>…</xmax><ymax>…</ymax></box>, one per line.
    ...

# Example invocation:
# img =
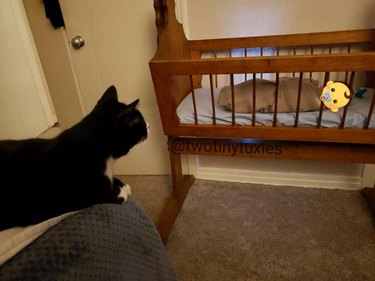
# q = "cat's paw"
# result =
<box><xmin>118</xmin><ymin>183</ymin><xmax>131</xmax><ymax>203</ymax></box>
<box><xmin>113</xmin><ymin>177</ymin><xmax>124</xmax><ymax>188</ymax></box>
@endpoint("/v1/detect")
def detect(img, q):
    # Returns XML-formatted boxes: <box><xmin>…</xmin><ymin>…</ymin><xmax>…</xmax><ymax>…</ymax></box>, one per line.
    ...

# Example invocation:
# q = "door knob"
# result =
<box><xmin>71</xmin><ymin>36</ymin><xmax>85</xmax><ymax>49</ymax></box>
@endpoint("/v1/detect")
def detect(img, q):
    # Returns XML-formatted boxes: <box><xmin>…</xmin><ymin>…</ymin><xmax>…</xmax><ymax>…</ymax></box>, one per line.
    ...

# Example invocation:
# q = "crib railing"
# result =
<box><xmin>186</xmin><ymin>31</ymin><xmax>375</xmax><ymax>132</ymax></box>
<box><xmin>150</xmin><ymin>52</ymin><xmax>375</xmax><ymax>144</ymax></box>
<box><xmin>189</xmin><ymin>29</ymin><xmax>375</xmax><ymax>53</ymax></box>
<box><xmin>187</xmin><ymin>71</ymin><xmax>373</xmax><ymax>128</ymax></box>
<box><xmin>188</xmin><ymin>29</ymin><xmax>375</xmax><ymax>89</ymax></box>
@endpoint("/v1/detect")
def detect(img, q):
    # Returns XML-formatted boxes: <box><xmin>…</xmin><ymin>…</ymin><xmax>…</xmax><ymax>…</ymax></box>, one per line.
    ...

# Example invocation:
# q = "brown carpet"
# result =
<box><xmin>120</xmin><ymin>176</ymin><xmax>375</xmax><ymax>281</ymax></box>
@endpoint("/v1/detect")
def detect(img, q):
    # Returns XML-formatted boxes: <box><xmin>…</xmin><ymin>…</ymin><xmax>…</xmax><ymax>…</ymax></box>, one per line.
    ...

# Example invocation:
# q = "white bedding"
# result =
<box><xmin>177</xmin><ymin>87</ymin><xmax>375</xmax><ymax>128</ymax></box>
<box><xmin>0</xmin><ymin>211</ymin><xmax>76</xmax><ymax>265</ymax></box>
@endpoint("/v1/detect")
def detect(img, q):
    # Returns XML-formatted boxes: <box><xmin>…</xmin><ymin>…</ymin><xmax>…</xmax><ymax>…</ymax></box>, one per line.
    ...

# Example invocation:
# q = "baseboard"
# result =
<box><xmin>197</xmin><ymin>166</ymin><xmax>362</xmax><ymax>190</ymax></box>
<box><xmin>362</xmin><ymin>164</ymin><xmax>375</xmax><ymax>187</ymax></box>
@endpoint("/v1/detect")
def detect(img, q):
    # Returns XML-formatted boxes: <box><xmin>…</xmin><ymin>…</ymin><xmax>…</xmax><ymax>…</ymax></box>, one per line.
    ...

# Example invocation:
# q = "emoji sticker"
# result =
<box><xmin>320</xmin><ymin>81</ymin><xmax>352</xmax><ymax>112</ymax></box>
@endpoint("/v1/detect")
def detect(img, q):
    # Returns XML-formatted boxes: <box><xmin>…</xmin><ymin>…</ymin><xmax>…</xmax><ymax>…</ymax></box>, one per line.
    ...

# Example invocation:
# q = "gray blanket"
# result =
<box><xmin>0</xmin><ymin>199</ymin><xmax>177</xmax><ymax>281</ymax></box>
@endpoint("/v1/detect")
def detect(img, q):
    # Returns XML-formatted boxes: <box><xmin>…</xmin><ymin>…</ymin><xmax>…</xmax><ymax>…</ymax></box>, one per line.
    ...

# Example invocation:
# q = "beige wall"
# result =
<box><xmin>184</xmin><ymin>0</ymin><xmax>375</xmax><ymax>39</ymax></box>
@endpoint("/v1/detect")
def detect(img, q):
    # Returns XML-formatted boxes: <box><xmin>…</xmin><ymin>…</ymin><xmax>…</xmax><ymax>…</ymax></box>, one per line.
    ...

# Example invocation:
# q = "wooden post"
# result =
<box><xmin>362</xmin><ymin>187</ymin><xmax>375</xmax><ymax>216</ymax></box>
<box><xmin>156</xmin><ymin>136</ymin><xmax>195</xmax><ymax>244</ymax></box>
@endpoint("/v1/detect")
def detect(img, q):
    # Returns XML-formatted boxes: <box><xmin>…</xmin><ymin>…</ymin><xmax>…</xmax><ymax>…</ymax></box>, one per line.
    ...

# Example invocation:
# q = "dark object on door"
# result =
<box><xmin>43</xmin><ymin>0</ymin><xmax>65</xmax><ymax>28</ymax></box>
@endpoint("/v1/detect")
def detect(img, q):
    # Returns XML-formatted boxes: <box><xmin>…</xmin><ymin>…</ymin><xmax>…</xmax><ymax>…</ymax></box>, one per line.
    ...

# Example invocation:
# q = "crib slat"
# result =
<box><xmin>292</xmin><ymin>48</ymin><xmax>297</xmax><ymax>77</ymax></box>
<box><xmin>294</xmin><ymin>72</ymin><xmax>304</xmax><ymax>127</ymax></box>
<box><xmin>244</xmin><ymin>48</ymin><xmax>248</xmax><ymax>81</ymax></box>
<box><xmin>230</xmin><ymin>74</ymin><xmax>235</xmax><ymax>125</ymax></box>
<box><xmin>317</xmin><ymin>72</ymin><xmax>331</xmax><ymax>128</ymax></box>
<box><xmin>364</xmin><ymin>90</ymin><xmax>375</xmax><ymax>129</ymax></box>
<box><xmin>317</xmin><ymin>103</ymin><xmax>325</xmax><ymax>129</ymax></box>
<box><xmin>273</xmin><ymin>73</ymin><xmax>280</xmax><ymax>127</ymax></box>
<box><xmin>340</xmin><ymin>71</ymin><xmax>355</xmax><ymax>129</ymax></box>
<box><xmin>260</xmin><ymin>47</ymin><xmax>264</xmax><ymax>79</ymax></box>
<box><xmin>189</xmin><ymin>75</ymin><xmax>198</xmax><ymax>125</ymax></box>
<box><xmin>252</xmin><ymin>73</ymin><xmax>256</xmax><ymax>126</ymax></box>
<box><xmin>345</xmin><ymin>44</ymin><xmax>352</xmax><ymax>83</ymax></box>
<box><xmin>309</xmin><ymin>47</ymin><xmax>314</xmax><ymax>78</ymax></box>
<box><xmin>214</xmin><ymin>50</ymin><xmax>218</xmax><ymax>88</ymax></box>
<box><xmin>316</xmin><ymin>72</ymin><xmax>330</xmax><ymax>128</ymax></box>
<box><xmin>209</xmin><ymin>75</ymin><xmax>216</xmax><ymax>125</ymax></box>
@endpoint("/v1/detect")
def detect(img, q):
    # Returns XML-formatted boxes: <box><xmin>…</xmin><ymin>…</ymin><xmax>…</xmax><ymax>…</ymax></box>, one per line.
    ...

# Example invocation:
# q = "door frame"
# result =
<box><xmin>13</xmin><ymin>0</ymin><xmax>57</xmax><ymax>127</ymax></box>
<box><xmin>22</xmin><ymin>0</ymin><xmax>85</xmax><ymax>130</ymax></box>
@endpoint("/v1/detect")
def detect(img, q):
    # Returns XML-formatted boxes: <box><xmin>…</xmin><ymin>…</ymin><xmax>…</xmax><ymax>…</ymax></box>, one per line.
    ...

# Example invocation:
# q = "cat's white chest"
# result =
<box><xmin>104</xmin><ymin>156</ymin><xmax>115</xmax><ymax>182</ymax></box>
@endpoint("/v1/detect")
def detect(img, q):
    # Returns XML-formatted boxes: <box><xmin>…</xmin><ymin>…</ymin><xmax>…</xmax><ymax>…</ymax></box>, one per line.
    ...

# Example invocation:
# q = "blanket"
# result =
<box><xmin>0</xmin><ymin>211</ymin><xmax>76</xmax><ymax>266</ymax></box>
<box><xmin>177</xmin><ymin>87</ymin><xmax>375</xmax><ymax>128</ymax></box>
<box><xmin>218</xmin><ymin>77</ymin><xmax>321</xmax><ymax>113</ymax></box>
<box><xmin>0</xmin><ymin>199</ymin><xmax>177</xmax><ymax>281</ymax></box>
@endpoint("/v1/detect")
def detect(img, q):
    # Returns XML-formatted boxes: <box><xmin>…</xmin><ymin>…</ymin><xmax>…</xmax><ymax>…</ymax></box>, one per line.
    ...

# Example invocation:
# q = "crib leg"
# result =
<box><xmin>157</xmin><ymin>147</ymin><xmax>195</xmax><ymax>244</ymax></box>
<box><xmin>362</xmin><ymin>187</ymin><xmax>375</xmax><ymax>216</ymax></box>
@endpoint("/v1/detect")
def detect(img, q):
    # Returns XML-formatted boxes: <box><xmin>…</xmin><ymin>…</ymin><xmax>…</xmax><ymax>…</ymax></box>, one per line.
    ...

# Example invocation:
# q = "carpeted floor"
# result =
<box><xmin>120</xmin><ymin>176</ymin><xmax>375</xmax><ymax>281</ymax></box>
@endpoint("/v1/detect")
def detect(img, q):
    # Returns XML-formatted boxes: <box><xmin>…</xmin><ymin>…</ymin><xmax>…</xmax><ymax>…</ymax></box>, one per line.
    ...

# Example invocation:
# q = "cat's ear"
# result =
<box><xmin>117</xmin><ymin>99</ymin><xmax>140</xmax><ymax>119</ymax></box>
<box><xmin>127</xmin><ymin>99</ymin><xmax>139</xmax><ymax>109</ymax></box>
<box><xmin>98</xmin><ymin>85</ymin><xmax>118</xmax><ymax>104</ymax></box>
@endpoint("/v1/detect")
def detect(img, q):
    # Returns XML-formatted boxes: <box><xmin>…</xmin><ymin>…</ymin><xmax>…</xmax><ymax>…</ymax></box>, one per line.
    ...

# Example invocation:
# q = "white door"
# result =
<box><xmin>59</xmin><ymin>0</ymin><xmax>170</xmax><ymax>175</ymax></box>
<box><xmin>0</xmin><ymin>0</ymin><xmax>56</xmax><ymax>140</ymax></box>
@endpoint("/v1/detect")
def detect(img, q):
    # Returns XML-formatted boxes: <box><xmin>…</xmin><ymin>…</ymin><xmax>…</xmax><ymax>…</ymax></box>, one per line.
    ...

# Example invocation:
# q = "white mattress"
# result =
<box><xmin>177</xmin><ymin>87</ymin><xmax>375</xmax><ymax>128</ymax></box>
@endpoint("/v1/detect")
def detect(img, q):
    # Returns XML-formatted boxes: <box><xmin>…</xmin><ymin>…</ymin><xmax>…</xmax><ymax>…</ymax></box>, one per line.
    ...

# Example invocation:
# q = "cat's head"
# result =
<box><xmin>94</xmin><ymin>85</ymin><xmax>148</xmax><ymax>158</ymax></box>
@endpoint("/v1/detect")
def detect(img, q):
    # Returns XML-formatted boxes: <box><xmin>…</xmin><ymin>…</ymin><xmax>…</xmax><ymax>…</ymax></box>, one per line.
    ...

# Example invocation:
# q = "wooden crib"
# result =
<box><xmin>149</xmin><ymin>0</ymin><xmax>375</xmax><ymax>243</ymax></box>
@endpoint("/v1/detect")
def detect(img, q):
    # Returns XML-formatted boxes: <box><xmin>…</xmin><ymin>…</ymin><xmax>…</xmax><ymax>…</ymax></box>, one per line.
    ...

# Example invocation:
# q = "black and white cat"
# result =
<box><xmin>0</xmin><ymin>85</ymin><xmax>148</xmax><ymax>231</ymax></box>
